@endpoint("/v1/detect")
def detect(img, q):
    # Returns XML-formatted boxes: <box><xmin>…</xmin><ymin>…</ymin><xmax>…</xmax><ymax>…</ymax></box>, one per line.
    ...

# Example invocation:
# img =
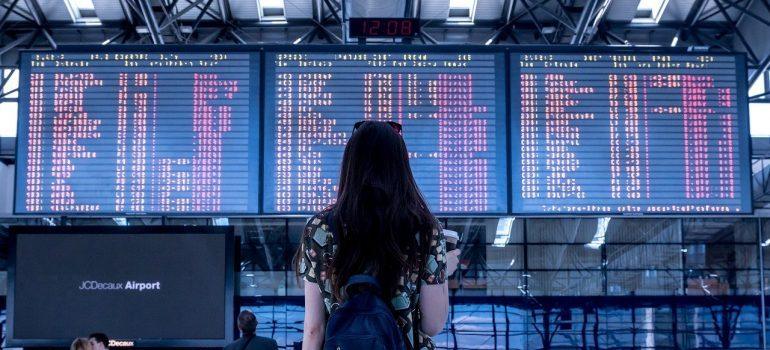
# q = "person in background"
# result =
<box><xmin>71</xmin><ymin>338</ymin><xmax>93</xmax><ymax>350</ymax></box>
<box><xmin>295</xmin><ymin>121</ymin><xmax>461</xmax><ymax>350</ymax></box>
<box><xmin>224</xmin><ymin>310</ymin><xmax>278</xmax><ymax>350</ymax></box>
<box><xmin>88</xmin><ymin>332</ymin><xmax>109</xmax><ymax>350</ymax></box>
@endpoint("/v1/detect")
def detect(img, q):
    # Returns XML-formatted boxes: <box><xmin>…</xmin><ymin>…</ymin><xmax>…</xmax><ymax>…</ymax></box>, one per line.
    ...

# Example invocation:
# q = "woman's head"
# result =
<box><xmin>329</xmin><ymin>120</ymin><xmax>438</xmax><ymax>298</ymax></box>
<box><xmin>71</xmin><ymin>337</ymin><xmax>93</xmax><ymax>350</ymax></box>
<box><xmin>337</xmin><ymin>120</ymin><xmax>414</xmax><ymax>209</ymax></box>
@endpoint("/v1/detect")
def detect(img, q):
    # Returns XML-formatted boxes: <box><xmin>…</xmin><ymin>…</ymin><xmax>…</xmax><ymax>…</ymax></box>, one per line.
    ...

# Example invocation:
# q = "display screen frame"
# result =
<box><xmin>261</xmin><ymin>44</ymin><xmax>511</xmax><ymax>216</ymax></box>
<box><xmin>13</xmin><ymin>45</ymin><xmax>263</xmax><ymax>217</ymax></box>
<box><xmin>6</xmin><ymin>225</ymin><xmax>236</xmax><ymax>348</ymax></box>
<box><xmin>12</xmin><ymin>45</ymin><xmax>753</xmax><ymax>217</ymax></box>
<box><xmin>507</xmin><ymin>47</ymin><xmax>753</xmax><ymax>216</ymax></box>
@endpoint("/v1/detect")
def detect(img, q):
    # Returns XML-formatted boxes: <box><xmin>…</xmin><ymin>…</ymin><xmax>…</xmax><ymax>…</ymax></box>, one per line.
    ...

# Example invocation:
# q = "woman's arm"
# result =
<box><xmin>419</xmin><ymin>249</ymin><xmax>460</xmax><ymax>336</ymax></box>
<box><xmin>302</xmin><ymin>280</ymin><xmax>326</xmax><ymax>350</ymax></box>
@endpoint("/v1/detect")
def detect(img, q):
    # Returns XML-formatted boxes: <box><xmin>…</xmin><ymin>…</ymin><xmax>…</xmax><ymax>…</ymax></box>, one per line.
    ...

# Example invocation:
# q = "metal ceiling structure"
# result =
<box><xmin>0</xmin><ymin>0</ymin><xmax>766</xmax><ymax>87</ymax></box>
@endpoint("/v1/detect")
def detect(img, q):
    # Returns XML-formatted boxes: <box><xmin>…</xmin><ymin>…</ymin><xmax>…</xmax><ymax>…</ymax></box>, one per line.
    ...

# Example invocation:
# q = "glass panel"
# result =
<box><xmin>685</xmin><ymin>269</ymin><xmax>761</xmax><ymax>296</ymax></box>
<box><xmin>527</xmin><ymin>244</ymin><xmax>601</xmax><ymax>270</ymax></box>
<box><xmin>684</xmin><ymin>243</ymin><xmax>758</xmax><ymax>269</ymax></box>
<box><xmin>287</xmin><ymin>218</ymin><xmax>311</xmax><ymax>296</ymax></box>
<box><xmin>236</xmin><ymin>219</ymin><xmax>287</xmax><ymax>296</ymax></box>
<box><xmin>483</xmin><ymin>270</ymin><xmax>525</xmax><ymax>296</ymax></box>
<box><xmin>446</xmin><ymin>217</ymin><xmax>524</xmax><ymax>245</ymax></box>
<box><xmin>607</xmin><ymin>270</ymin><xmax>683</xmax><ymax>295</ymax></box>
<box><xmin>682</xmin><ymin>304</ymin><xmax>763</xmax><ymax>348</ymax></box>
<box><xmin>240</xmin><ymin>271</ymin><xmax>287</xmax><ymax>296</ymax></box>
<box><xmin>683</xmin><ymin>218</ymin><xmax>758</xmax><ymax>243</ymax></box>
<box><xmin>65</xmin><ymin>217</ymin><xmax>166</xmax><ymax>225</ymax></box>
<box><xmin>606</xmin><ymin>218</ymin><xmax>682</xmax><ymax>244</ymax></box>
<box><xmin>606</xmin><ymin>244</ymin><xmax>682</xmax><ymax>269</ymax></box>
<box><xmin>526</xmin><ymin>307</ymin><xmax>599</xmax><ymax>349</ymax></box>
<box><xmin>528</xmin><ymin>270</ymin><xmax>603</xmax><ymax>296</ymax></box>
<box><xmin>241</xmin><ymin>304</ymin><xmax>299</xmax><ymax>349</ymax></box>
<box><xmin>526</xmin><ymin>218</ymin><xmax>598</xmax><ymax>243</ymax></box>
<box><xmin>451</xmin><ymin>244</ymin><xmax>525</xmax><ymax>295</ymax></box>
<box><xmin>484</xmin><ymin>244</ymin><xmax>524</xmax><ymax>270</ymax></box>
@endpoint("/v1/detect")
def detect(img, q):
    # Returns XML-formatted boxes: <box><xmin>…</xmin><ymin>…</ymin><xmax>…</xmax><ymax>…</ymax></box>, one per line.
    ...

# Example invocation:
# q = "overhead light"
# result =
<box><xmin>213</xmin><ymin>218</ymin><xmax>229</xmax><ymax>226</ymax></box>
<box><xmin>542</xmin><ymin>26</ymin><xmax>556</xmax><ymax>35</ymax></box>
<box><xmin>585</xmin><ymin>217</ymin><xmax>611</xmax><ymax>250</ymax></box>
<box><xmin>259</xmin><ymin>0</ymin><xmax>286</xmax><ymax>20</ymax></box>
<box><xmin>762</xmin><ymin>238</ymin><xmax>770</xmax><ymax>247</ymax></box>
<box><xmin>493</xmin><ymin>217</ymin><xmax>515</xmax><ymax>247</ymax></box>
<box><xmin>64</xmin><ymin>0</ymin><xmax>101</xmax><ymax>24</ymax></box>
<box><xmin>448</xmin><ymin>0</ymin><xmax>477</xmax><ymax>22</ymax></box>
<box><xmin>633</xmin><ymin>0</ymin><xmax>670</xmax><ymax>24</ymax></box>
<box><xmin>670</xmin><ymin>35</ymin><xmax>679</xmax><ymax>47</ymax></box>
<box><xmin>113</xmin><ymin>218</ymin><xmax>128</xmax><ymax>226</ymax></box>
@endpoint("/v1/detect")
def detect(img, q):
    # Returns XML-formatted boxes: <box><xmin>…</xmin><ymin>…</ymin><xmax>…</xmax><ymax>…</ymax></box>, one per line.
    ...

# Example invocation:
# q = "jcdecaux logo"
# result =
<box><xmin>78</xmin><ymin>280</ymin><xmax>161</xmax><ymax>291</ymax></box>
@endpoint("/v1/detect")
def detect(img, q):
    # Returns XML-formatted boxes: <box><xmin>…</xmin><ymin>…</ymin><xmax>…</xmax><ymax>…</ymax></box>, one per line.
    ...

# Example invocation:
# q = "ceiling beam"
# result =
<box><xmin>571</xmin><ymin>0</ymin><xmax>597</xmax><ymax>45</ymax></box>
<box><xmin>0</xmin><ymin>30</ymin><xmax>34</xmax><ymax>56</ymax></box>
<box><xmin>581</xmin><ymin>0</ymin><xmax>612</xmax><ymax>44</ymax></box>
<box><xmin>159</xmin><ymin>0</ymin><xmax>205</xmax><ymax>30</ymax></box>
<box><xmin>136</xmin><ymin>0</ymin><xmax>165</xmax><ymax>44</ymax></box>
<box><xmin>21</xmin><ymin>0</ymin><xmax>55</xmax><ymax>49</ymax></box>
<box><xmin>217</xmin><ymin>0</ymin><xmax>231</xmax><ymax>23</ymax></box>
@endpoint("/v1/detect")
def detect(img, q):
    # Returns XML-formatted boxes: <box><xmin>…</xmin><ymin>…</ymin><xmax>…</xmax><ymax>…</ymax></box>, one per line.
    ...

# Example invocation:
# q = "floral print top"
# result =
<box><xmin>298</xmin><ymin>211</ymin><xmax>447</xmax><ymax>350</ymax></box>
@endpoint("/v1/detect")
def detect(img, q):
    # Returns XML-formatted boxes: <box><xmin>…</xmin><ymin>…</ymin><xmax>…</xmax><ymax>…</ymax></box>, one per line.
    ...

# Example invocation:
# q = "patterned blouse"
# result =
<box><xmin>298</xmin><ymin>211</ymin><xmax>447</xmax><ymax>350</ymax></box>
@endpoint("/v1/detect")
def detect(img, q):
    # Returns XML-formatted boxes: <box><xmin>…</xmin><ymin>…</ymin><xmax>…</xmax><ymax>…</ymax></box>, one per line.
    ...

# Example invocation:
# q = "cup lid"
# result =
<box><xmin>442</xmin><ymin>229</ymin><xmax>459</xmax><ymax>239</ymax></box>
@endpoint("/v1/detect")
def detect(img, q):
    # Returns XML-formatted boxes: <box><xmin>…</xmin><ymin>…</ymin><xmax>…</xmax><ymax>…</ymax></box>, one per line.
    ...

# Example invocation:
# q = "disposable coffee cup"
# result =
<box><xmin>443</xmin><ymin>229</ymin><xmax>460</xmax><ymax>251</ymax></box>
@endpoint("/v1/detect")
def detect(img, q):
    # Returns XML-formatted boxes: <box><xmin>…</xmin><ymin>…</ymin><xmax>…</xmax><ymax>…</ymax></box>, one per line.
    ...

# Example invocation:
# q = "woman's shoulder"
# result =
<box><xmin>302</xmin><ymin>208</ymin><xmax>336</xmax><ymax>247</ymax></box>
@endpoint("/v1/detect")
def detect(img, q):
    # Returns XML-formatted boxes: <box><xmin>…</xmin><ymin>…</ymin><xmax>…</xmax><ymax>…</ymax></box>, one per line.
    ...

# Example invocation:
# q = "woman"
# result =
<box><xmin>71</xmin><ymin>338</ymin><xmax>93</xmax><ymax>350</ymax></box>
<box><xmin>295</xmin><ymin>121</ymin><xmax>461</xmax><ymax>350</ymax></box>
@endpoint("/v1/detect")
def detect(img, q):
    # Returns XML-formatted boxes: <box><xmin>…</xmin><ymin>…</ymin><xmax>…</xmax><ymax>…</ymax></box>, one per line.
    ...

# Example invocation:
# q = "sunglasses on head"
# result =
<box><xmin>353</xmin><ymin>121</ymin><xmax>403</xmax><ymax>135</ymax></box>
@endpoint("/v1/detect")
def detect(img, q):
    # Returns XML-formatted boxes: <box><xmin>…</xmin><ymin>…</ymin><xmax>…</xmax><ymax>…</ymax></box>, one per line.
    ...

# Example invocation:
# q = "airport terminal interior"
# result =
<box><xmin>0</xmin><ymin>0</ymin><xmax>770</xmax><ymax>349</ymax></box>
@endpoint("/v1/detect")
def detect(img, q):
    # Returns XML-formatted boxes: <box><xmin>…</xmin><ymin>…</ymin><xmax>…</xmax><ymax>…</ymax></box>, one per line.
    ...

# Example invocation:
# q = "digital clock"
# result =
<box><xmin>349</xmin><ymin>18</ymin><xmax>419</xmax><ymax>38</ymax></box>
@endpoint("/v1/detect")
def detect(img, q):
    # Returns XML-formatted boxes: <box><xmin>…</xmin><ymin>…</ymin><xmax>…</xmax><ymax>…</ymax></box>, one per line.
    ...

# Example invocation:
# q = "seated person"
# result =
<box><xmin>71</xmin><ymin>338</ymin><xmax>92</xmax><ymax>350</ymax></box>
<box><xmin>224</xmin><ymin>310</ymin><xmax>278</xmax><ymax>350</ymax></box>
<box><xmin>89</xmin><ymin>332</ymin><xmax>109</xmax><ymax>350</ymax></box>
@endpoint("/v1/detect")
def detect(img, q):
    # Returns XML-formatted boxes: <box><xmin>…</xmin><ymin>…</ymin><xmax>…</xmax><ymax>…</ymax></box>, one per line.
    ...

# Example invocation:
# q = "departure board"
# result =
<box><xmin>15</xmin><ymin>51</ymin><xmax>260</xmax><ymax>215</ymax></box>
<box><xmin>263</xmin><ymin>50</ymin><xmax>508</xmax><ymax>214</ymax></box>
<box><xmin>511</xmin><ymin>53</ymin><xmax>751</xmax><ymax>214</ymax></box>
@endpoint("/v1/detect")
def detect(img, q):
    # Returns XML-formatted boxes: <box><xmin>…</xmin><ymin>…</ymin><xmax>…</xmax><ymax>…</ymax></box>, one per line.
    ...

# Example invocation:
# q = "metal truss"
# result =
<box><xmin>753</xmin><ymin>157</ymin><xmax>770</xmax><ymax>209</ymax></box>
<box><xmin>0</xmin><ymin>1</ymin><xmax>768</xmax><ymax>94</ymax></box>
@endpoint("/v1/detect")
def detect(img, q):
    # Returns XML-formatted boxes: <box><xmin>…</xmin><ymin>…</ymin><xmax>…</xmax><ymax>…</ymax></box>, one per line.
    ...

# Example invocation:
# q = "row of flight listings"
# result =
<box><xmin>13</xmin><ymin>47</ymin><xmax>752</xmax><ymax>216</ymax></box>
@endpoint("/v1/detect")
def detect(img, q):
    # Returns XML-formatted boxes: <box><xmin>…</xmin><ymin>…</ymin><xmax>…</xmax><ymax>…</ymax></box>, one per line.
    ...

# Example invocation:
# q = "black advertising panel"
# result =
<box><xmin>7</xmin><ymin>226</ymin><xmax>234</xmax><ymax>347</ymax></box>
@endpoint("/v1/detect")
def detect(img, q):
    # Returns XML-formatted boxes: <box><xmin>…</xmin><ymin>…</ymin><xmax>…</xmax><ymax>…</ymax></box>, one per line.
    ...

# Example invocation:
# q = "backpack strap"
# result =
<box><xmin>344</xmin><ymin>274</ymin><xmax>381</xmax><ymax>296</ymax></box>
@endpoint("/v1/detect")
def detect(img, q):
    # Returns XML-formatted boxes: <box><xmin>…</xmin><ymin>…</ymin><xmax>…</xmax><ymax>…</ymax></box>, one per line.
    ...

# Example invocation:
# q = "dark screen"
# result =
<box><xmin>511</xmin><ymin>53</ymin><xmax>752</xmax><ymax>214</ymax></box>
<box><xmin>11</xmin><ymin>232</ymin><xmax>227</xmax><ymax>341</ymax></box>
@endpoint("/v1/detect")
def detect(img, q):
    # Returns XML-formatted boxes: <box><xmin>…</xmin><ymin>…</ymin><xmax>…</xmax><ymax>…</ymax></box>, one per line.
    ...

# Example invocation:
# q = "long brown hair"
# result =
<box><xmin>71</xmin><ymin>338</ymin><xmax>92</xmax><ymax>350</ymax></box>
<box><xmin>295</xmin><ymin>121</ymin><xmax>438</xmax><ymax>299</ymax></box>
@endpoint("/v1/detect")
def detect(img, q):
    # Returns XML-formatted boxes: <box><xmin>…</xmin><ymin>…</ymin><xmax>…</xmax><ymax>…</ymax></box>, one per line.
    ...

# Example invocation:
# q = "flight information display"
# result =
<box><xmin>15</xmin><ymin>51</ymin><xmax>260</xmax><ymax>215</ymax></box>
<box><xmin>511</xmin><ymin>53</ymin><xmax>751</xmax><ymax>214</ymax></box>
<box><xmin>263</xmin><ymin>50</ymin><xmax>508</xmax><ymax>214</ymax></box>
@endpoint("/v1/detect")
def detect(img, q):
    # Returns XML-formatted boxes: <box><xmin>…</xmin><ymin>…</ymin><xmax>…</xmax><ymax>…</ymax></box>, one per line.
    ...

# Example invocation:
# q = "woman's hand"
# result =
<box><xmin>446</xmin><ymin>249</ymin><xmax>461</xmax><ymax>276</ymax></box>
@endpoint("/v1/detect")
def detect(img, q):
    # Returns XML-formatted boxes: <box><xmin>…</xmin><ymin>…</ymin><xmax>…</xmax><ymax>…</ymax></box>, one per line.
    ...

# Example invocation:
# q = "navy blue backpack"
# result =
<box><xmin>323</xmin><ymin>274</ymin><xmax>407</xmax><ymax>350</ymax></box>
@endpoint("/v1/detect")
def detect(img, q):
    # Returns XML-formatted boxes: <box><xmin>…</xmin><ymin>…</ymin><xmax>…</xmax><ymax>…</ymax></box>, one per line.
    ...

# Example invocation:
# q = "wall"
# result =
<box><xmin>0</xmin><ymin>163</ymin><xmax>13</xmax><ymax>215</ymax></box>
